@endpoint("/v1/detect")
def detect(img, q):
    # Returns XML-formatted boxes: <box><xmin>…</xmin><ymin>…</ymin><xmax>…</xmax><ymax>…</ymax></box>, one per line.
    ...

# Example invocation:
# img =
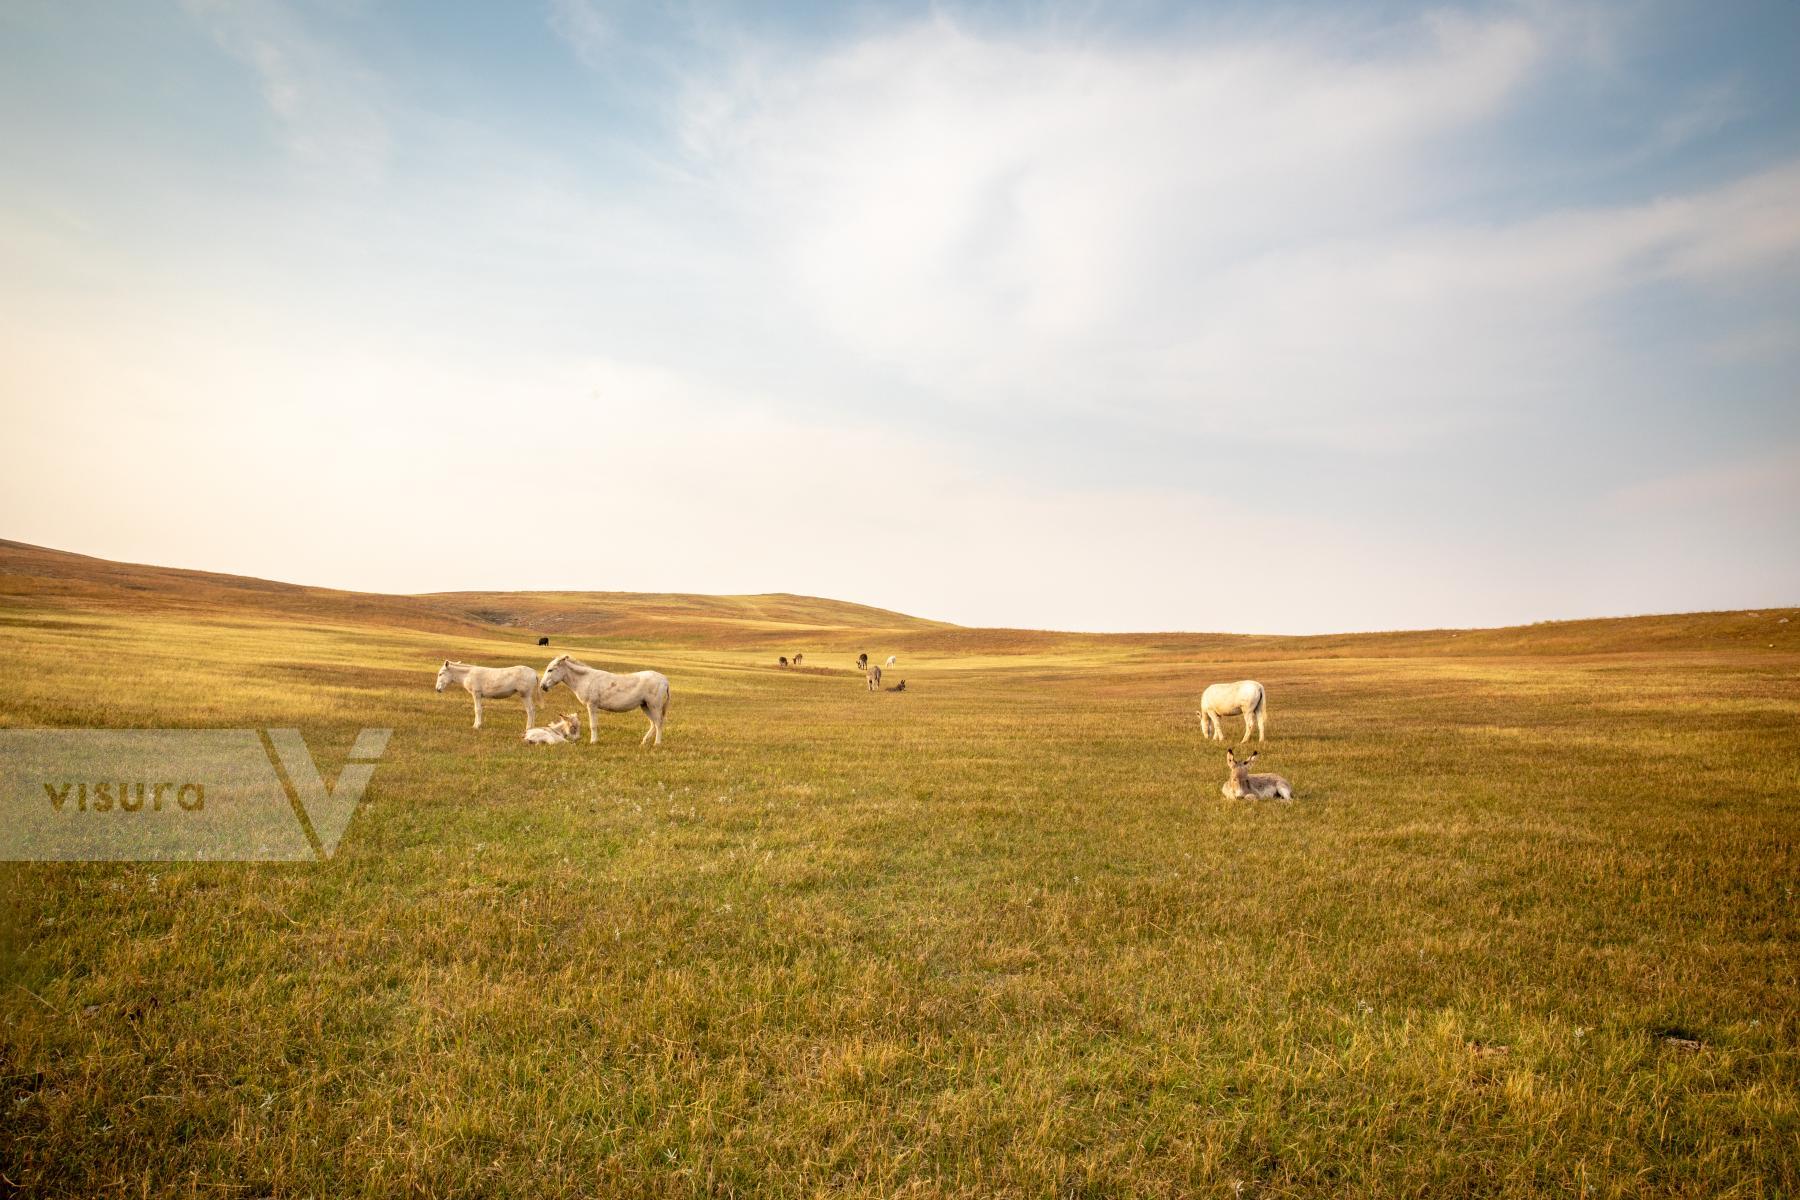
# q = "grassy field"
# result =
<box><xmin>1</xmin><ymin>540</ymin><xmax>1796</xmax><ymax>1197</ymax></box>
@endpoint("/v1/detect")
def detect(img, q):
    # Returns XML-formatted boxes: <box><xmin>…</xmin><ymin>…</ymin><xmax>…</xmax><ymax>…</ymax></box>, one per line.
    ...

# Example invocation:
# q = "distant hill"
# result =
<box><xmin>1</xmin><ymin>538</ymin><xmax>1794</xmax><ymax>657</ymax></box>
<box><xmin>0</xmin><ymin>540</ymin><xmax>945</xmax><ymax>647</ymax></box>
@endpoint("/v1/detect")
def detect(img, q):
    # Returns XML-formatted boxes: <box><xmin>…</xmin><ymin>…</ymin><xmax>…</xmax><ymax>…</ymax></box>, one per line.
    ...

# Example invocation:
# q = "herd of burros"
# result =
<box><xmin>435</xmin><ymin>650</ymin><xmax>1294</xmax><ymax>799</ymax></box>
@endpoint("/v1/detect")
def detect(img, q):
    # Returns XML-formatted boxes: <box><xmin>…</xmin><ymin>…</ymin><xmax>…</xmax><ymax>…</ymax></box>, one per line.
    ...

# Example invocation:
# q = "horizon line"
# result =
<box><xmin>5</xmin><ymin>536</ymin><xmax>1795</xmax><ymax>642</ymax></box>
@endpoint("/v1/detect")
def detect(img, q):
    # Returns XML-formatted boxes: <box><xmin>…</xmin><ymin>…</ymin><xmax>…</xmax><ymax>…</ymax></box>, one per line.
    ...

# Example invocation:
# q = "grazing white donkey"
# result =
<box><xmin>1198</xmin><ymin>680</ymin><xmax>1267</xmax><ymax>743</ymax></box>
<box><xmin>523</xmin><ymin>713</ymin><xmax>581</xmax><ymax>746</ymax></box>
<box><xmin>436</xmin><ymin>660</ymin><xmax>538</xmax><ymax>731</ymax></box>
<box><xmin>865</xmin><ymin>663</ymin><xmax>883</xmax><ymax>692</ymax></box>
<box><xmin>1222</xmin><ymin>749</ymin><xmax>1292</xmax><ymax>801</ymax></box>
<box><xmin>540</xmin><ymin>655</ymin><xmax>671</xmax><ymax>746</ymax></box>
<box><xmin>885</xmin><ymin>655</ymin><xmax>897</xmax><ymax>666</ymax></box>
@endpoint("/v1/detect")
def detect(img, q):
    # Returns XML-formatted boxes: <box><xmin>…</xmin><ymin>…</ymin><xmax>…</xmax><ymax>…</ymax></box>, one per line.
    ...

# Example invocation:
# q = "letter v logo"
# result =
<box><xmin>263</xmin><ymin>729</ymin><xmax>391</xmax><ymax>859</ymax></box>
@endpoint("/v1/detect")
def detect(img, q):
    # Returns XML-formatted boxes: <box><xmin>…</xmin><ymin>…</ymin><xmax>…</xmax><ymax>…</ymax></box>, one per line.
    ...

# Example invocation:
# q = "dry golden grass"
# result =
<box><xmin>1</xmin><ymin>541</ymin><xmax>1796</xmax><ymax>1197</ymax></box>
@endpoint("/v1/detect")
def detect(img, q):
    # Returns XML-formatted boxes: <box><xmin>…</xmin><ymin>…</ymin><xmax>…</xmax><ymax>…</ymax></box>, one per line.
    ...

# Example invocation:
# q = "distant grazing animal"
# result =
<box><xmin>541</xmin><ymin>654</ymin><xmax>671</xmax><ymax>746</ymax></box>
<box><xmin>856</xmin><ymin>653</ymin><xmax>869</xmax><ymax>670</ymax></box>
<box><xmin>885</xmin><ymin>655</ymin><xmax>897</xmax><ymax>666</ymax></box>
<box><xmin>523</xmin><ymin>712</ymin><xmax>581</xmax><ymax>745</ymax></box>
<box><xmin>1222</xmin><ymin>749</ymin><xmax>1292</xmax><ymax>800</ymax></box>
<box><xmin>1198</xmin><ymin>680</ymin><xmax>1267</xmax><ymax>743</ymax></box>
<box><xmin>537</xmin><ymin>636</ymin><xmax>550</xmax><ymax>646</ymax></box>
<box><xmin>778</xmin><ymin>656</ymin><xmax>789</xmax><ymax>667</ymax></box>
<box><xmin>436</xmin><ymin>660</ymin><xmax>538</xmax><ymax>731</ymax></box>
<box><xmin>865</xmin><ymin>663</ymin><xmax>882</xmax><ymax>692</ymax></box>
<box><xmin>888</xmin><ymin>679</ymin><xmax>906</xmax><ymax>692</ymax></box>
<box><xmin>793</xmin><ymin>653</ymin><xmax>804</xmax><ymax>667</ymax></box>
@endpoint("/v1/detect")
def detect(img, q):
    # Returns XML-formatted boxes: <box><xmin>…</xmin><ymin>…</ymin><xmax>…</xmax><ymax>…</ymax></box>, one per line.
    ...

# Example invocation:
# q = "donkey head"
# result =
<box><xmin>435</xmin><ymin>660</ymin><xmax>452</xmax><ymax>692</ymax></box>
<box><xmin>541</xmin><ymin>654</ymin><xmax>570</xmax><ymax>691</ymax></box>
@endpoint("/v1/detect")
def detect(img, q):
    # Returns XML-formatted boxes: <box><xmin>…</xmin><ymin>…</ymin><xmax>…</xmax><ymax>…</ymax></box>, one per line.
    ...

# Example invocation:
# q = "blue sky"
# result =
<box><xmin>1</xmin><ymin>0</ymin><xmax>1796</xmax><ymax>631</ymax></box>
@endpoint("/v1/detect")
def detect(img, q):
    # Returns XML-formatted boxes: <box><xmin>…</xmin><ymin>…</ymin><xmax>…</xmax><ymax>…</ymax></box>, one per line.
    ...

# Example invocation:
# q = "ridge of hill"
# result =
<box><xmin>0</xmin><ymin>540</ymin><xmax>944</xmax><ymax>646</ymax></box>
<box><xmin>1</xmin><ymin>538</ymin><xmax>1794</xmax><ymax>657</ymax></box>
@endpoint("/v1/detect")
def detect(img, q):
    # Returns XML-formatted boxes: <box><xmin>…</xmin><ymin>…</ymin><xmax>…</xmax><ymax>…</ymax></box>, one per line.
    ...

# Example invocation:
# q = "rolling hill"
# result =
<box><xmin>2</xmin><ymin>537</ymin><xmax>1794</xmax><ymax>659</ymax></box>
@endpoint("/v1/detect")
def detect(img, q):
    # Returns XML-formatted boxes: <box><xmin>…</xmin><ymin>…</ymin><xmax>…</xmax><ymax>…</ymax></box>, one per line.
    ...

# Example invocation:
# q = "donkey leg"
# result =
<box><xmin>587</xmin><ymin>702</ymin><xmax>599</xmax><ymax>744</ymax></box>
<box><xmin>523</xmin><ymin>687</ymin><xmax>537</xmax><ymax>730</ymax></box>
<box><xmin>1240</xmin><ymin>712</ymin><xmax>1254</xmax><ymax>743</ymax></box>
<box><xmin>472</xmin><ymin>695</ymin><xmax>484</xmax><ymax>730</ymax></box>
<box><xmin>1255</xmin><ymin>706</ymin><xmax>1266</xmax><ymax>742</ymax></box>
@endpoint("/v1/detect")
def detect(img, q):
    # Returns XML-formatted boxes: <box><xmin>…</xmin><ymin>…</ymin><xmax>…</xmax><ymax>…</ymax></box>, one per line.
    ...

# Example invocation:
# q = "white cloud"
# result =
<box><xmin>548</xmin><ymin>0</ymin><xmax>611</xmax><ymax>70</ymax></box>
<box><xmin>181</xmin><ymin>0</ymin><xmax>389</xmax><ymax>178</ymax></box>
<box><xmin>665</xmin><ymin>14</ymin><xmax>1545</xmax><ymax>434</ymax></box>
<box><xmin>648</xmin><ymin>13</ymin><xmax>1797</xmax><ymax>450</ymax></box>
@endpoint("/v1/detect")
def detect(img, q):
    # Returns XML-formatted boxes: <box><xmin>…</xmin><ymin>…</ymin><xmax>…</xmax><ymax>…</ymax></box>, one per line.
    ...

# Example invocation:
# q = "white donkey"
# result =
<box><xmin>436</xmin><ymin>660</ymin><xmax>538</xmax><ymax>731</ymax></box>
<box><xmin>540</xmin><ymin>655</ymin><xmax>671</xmax><ymax>746</ymax></box>
<box><xmin>1198</xmin><ymin>679</ymin><xmax>1267</xmax><ymax>743</ymax></box>
<box><xmin>523</xmin><ymin>712</ymin><xmax>581</xmax><ymax>746</ymax></box>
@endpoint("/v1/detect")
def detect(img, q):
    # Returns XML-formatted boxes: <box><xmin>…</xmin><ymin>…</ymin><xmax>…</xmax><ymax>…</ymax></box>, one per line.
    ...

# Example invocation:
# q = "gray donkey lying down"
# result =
<box><xmin>1222</xmin><ymin>748</ymin><xmax>1293</xmax><ymax>800</ymax></box>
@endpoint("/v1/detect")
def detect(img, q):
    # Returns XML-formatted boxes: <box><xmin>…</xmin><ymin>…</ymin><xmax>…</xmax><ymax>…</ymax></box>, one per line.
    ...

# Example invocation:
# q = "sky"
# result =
<box><xmin>1</xmin><ymin>0</ymin><xmax>1796</xmax><ymax>633</ymax></box>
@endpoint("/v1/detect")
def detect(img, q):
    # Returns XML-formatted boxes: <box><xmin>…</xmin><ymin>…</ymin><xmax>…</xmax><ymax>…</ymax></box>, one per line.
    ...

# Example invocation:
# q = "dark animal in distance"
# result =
<box><xmin>778</xmin><ymin>656</ymin><xmax>789</xmax><ymax>667</ymax></box>
<box><xmin>793</xmin><ymin>653</ymin><xmax>804</xmax><ymax>667</ymax></box>
<box><xmin>537</xmin><ymin>636</ymin><xmax>549</xmax><ymax>646</ymax></box>
<box><xmin>856</xmin><ymin>653</ymin><xmax>869</xmax><ymax>670</ymax></box>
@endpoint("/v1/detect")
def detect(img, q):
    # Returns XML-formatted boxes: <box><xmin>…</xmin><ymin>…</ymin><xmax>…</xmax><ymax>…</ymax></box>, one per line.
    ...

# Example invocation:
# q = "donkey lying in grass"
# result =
<box><xmin>1198</xmin><ymin>679</ymin><xmax>1267</xmax><ymax>743</ymax></box>
<box><xmin>540</xmin><ymin>655</ymin><xmax>671</xmax><ymax>746</ymax></box>
<box><xmin>436</xmin><ymin>660</ymin><xmax>538</xmax><ymax>731</ymax></box>
<box><xmin>1222</xmin><ymin>749</ymin><xmax>1292</xmax><ymax>800</ymax></box>
<box><xmin>523</xmin><ymin>713</ymin><xmax>581</xmax><ymax>745</ymax></box>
